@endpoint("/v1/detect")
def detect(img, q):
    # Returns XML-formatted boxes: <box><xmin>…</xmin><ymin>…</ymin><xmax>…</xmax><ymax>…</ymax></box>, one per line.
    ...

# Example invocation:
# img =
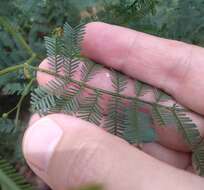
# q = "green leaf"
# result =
<box><xmin>105</xmin><ymin>96</ymin><xmax>125</xmax><ymax>137</ymax></box>
<box><xmin>0</xmin><ymin>118</ymin><xmax>15</xmax><ymax>135</ymax></box>
<box><xmin>63</xmin><ymin>57</ymin><xmax>80</xmax><ymax>79</ymax></box>
<box><xmin>153</xmin><ymin>88</ymin><xmax>171</xmax><ymax>102</ymax></box>
<box><xmin>81</xmin><ymin>60</ymin><xmax>102</xmax><ymax>82</ymax></box>
<box><xmin>45</xmin><ymin>36</ymin><xmax>64</xmax><ymax>74</ymax></box>
<box><xmin>0</xmin><ymin>159</ymin><xmax>34</xmax><ymax>190</ymax></box>
<box><xmin>192</xmin><ymin>141</ymin><xmax>204</xmax><ymax>176</ymax></box>
<box><xmin>63</xmin><ymin>22</ymin><xmax>86</xmax><ymax>55</ymax></box>
<box><xmin>152</xmin><ymin>105</ymin><xmax>202</xmax><ymax>150</ymax></box>
<box><xmin>53</xmin><ymin>84</ymin><xmax>83</xmax><ymax>114</ymax></box>
<box><xmin>111</xmin><ymin>71</ymin><xmax>128</xmax><ymax>93</ymax></box>
<box><xmin>2</xmin><ymin>82</ymin><xmax>30</xmax><ymax>95</ymax></box>
<box><xmin>135</xmin><ymin>80</ymin><xmax>151</xmax><ymax>97</ymax></box>
<box><xmin>31</xmin><ymin>86</ymin><xmax>58</xmax><ymax>115</ymax></box>
<box><xmin>123</xmin><ymin>100</ymin><xmax>156</xmax><ymax>144</ymax></box>
<box><xmin>78</xmin><ymin>90</ymin><xmax>103</xmax><ymax>126</ymax></box>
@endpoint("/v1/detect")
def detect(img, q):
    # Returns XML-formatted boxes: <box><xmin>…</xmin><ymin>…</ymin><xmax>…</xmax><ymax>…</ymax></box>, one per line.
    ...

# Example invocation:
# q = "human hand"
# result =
<box><xmin>23</xmin><ymin>22</ymin><xmax>204</xmax><ymax>190</ymax></box>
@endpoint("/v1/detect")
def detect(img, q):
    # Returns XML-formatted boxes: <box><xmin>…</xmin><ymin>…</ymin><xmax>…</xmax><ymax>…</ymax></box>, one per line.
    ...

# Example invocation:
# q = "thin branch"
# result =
<box><xmin>0</xmin><ymin>64</ymin><xmax>24</xmax><ymax>76</ymax></box>
<box><xmin>0</xmin><ymin>54</ymin><xmax>36</xmax><ymax>77</ymax></box>
<box><xmin>15</xmin><ymin>78</ymin><xmax>35</xmax><ymax>126</ymax></box>
<box><xmin>28</xmin><ymin>65</ymin><xmax>177</xmax><ymax>111</ymax></box>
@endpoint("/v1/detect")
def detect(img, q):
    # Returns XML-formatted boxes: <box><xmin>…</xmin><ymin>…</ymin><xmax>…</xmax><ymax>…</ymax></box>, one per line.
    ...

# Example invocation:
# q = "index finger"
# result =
<box><xmin>82</xmin><ymin>22</ymin><xmax>204</xmax><ymax>115</ymax></box>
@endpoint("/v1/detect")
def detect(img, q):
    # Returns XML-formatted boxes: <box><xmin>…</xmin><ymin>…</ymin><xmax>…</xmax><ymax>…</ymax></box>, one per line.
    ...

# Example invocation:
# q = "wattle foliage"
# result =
<box><xmin>1</xmin><ymin>0</ymin><xmax>204</xmax><ymax>189</ymax></box>
<box><xmin>31</xmin><ymin>22</ymin><xmax>204</xmax><ymax>176</ymax></box>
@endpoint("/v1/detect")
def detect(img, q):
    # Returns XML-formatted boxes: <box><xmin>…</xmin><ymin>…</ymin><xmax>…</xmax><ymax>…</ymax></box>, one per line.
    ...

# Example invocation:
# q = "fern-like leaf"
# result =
<box><xmin>78</xmin><ymin>90</ymin><xmax>103</xmax><ymax>126</ymax></box>
<box><xmin>192</xmin><ymin>141</ymin><xmax>204</xmax><ymax>176</ymax></box>
<box><xmin>111</xmin><ymin>71</ymin><xmax>128</xmax><ymax>93</ymax></box>
<box><xmin>105</xmin><ymin>96</ymin><xmax>125</xmax><ymax>137</ymax></box>
<box><xmin>135</xmin><ymin>80</ymin><xmax>150</xmax><ymax>97</ymax></box>
<box><xmin>153</xmin><ymin>88</ymin><xmax>171</xmax><ymax>102</ymax></box>
<box><xmin>0</xmin><ymin>159</ymin><xmax>34</xmax><ymax>190</ymax></box>
<box><xmin>63</xmin><ymin>22</ymin><xmax>85</xmax><ymax>55</ymax></box>
<box><xmin>123</xmin><ymin>100</ymin><xmax>156</xmax><ymax>144</ymax></box>
<box><xmin>152</xmin><ymin>105</ymin><xmax>201</xmax><ymax>149</ymax></box>
<box><xmin>172</xmin><ymin>105</ymin><xmax>202</xmax><ymax>150</ymax></box>
<box><xmin>53</xmin><ymin>84</ymin><xmax>83</xmax><ymax>114</ymax></box>
<box><xmin>63</xmin><ymin>57</ymin><xmax>80</xmax><ymax>79</ymax></box>
<box><xmin>31</xmin><ymin>86</ymin><xmax>58</xmax><ymax>115</ymax></box>
<box><xmin>152</xmin><ymin>105</ymin><xmax>173</xmax><ymax>127</ymax></box>
<box><xmin>61</xmin><ymin>23</ymin><xmax>85</xmax><ymax>78</ymax></box>
<box><xmin>47</xmin><ymin>78</ymin><xmax>69</xmax><ymax>96</ymax></box>
<box><xmin>45</xmin><ymin>36</ymin><xmax>64</xmax><ymax>74</ymax></box>
<box><xmin>81</xmin><ymin>60</ymin><xmax>102</xmax><ymax>82</ymax></box>
<box><xmin>2</xmin><ymin>83</ymin><xmax>27</xmax><ymax>95</ymax></box>
<box><xmin>105</xmin><ymin>71</ymin><xmax>128</xmax><ymax>136</ymax></box>
<box><xmin>0</xmin><ymin>118</ymin><xmax>15</xmax><ymax>135</ymax></box>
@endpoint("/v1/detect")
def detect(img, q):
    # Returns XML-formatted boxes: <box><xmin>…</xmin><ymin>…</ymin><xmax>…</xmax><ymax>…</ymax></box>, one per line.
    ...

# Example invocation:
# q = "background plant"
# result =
<box><xmin>1</xmin><ymin>0</ymin><xmax>204</xmax><ymax>189</ymax></box>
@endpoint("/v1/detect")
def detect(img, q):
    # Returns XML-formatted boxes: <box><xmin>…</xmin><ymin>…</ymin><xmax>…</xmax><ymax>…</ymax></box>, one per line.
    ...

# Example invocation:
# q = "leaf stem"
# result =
<box><xmin>28</xmin><ymin>65</ymin><xmax>174</xmax><ymax>111</ymax></box>
<box><xmin>0</xmin><ymin>64</ymin><xmax>24</xmax><ymax>76</ymax></box>
<box><xmin>15</xmin><ymin>78</ymin><xmax>35</xmax><ymax>126</ymax></box>
<box><xmin>0</xmin><ymin>54</ymin><xmax>36</xmax><ymax>77</ymax></box>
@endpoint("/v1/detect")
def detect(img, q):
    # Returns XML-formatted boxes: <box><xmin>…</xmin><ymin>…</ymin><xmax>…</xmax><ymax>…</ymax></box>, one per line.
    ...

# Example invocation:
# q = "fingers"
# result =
<box><xmin>23</xmin><ymin>114</ymin><xmax>204</xmax><ymax>190</ymax></box>
<box><xmin>142</xmin><ymin>143</ymin><xmax>190</xmax><ymax>169</ymax></box>
<box><xmin>82</xmin><ymin>22</ymin><xmax>204</xmax><ymax>115</ymax></box>
<box><xmin>27</xmin><ymin>114</ymin><xmax>191</xmax><ymax>170</ymax></box>
<box><xmin>37</xmin><ymin>59</ymin><xmax>204</xmax><ymax>152</ymax></box>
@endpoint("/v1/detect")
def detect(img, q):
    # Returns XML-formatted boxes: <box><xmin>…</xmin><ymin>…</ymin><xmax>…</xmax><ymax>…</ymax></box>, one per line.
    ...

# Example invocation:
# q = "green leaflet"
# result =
<box><xmin>63</xmin><ymin>22</ymin><xmax>86</xmax><ymax>55</ymax></box>
<box><xmin>45</xmin><ymin>36</ymin><xmax>64</xmax><ymax>74</ymax></box>
<box><xmin>193</xmin><ymin>141</ymin><xmax>204</xmax><ymax>176</ymax></box>
<box><xmin>135</xmin><ymin>80</ymin><xmax>150</xmax><ymax>97</ymax></box>
<box><xmin>2</xmin><ymin>80</ymin><xmax>35</xmax><ymax>96</ymax></box>
<box><xmin>31</xmin><ymin>86</ymin><xmax>58</xmax><ymax>115</ymax></box>
<box><xmin>0</xmin><ymin>118</ymin><xmax>15</xmax><ymax>135</ymax></box>
<box><xmin>0</xmin><ymin>119</ymin><xmax>24</xmax><ymax>162</ymax></box>
<box><xmin>78</xmin><ymin>91</ymin><xmax>103</xmax><ymax>126</ymax></box>
<box><xmin>172</xmin><ymin>105</ymin><xmax>202</xmax><ymax>150</ymax></box>
<box><xmin>105</xmin><ymin>71</ymin><xmax>128</xmax><ymax>137</ymax></box>
<box><xmin>105</xmin><ymin>96</ymin><xmax>126</xmax><ymax>137</ymax></box>
<box><xmin>111</xmin><ymin>71</ymin><xmax>128</xmax><ymax>93</ymax></box>
<box><xmin>123</xmin><ymin>100</ymin><xmax>156</xmax><ymax>144</ymax></box>
<box><xmin>55</xmin><ymin>84</ymin><xmax>83</xmax><ymax>114</ymax></box>
<box><xmin>0</xmin><ymin>159</ymin><xmax>34</xmax><ymax>190</ymax></box>
<box><xmin>81</xmin><ymin>60</ymin><xmax>102</xmax><ymax>82</ymax></box>
<box><xmin>153</xmin><ymin>88</ymin><xmax>171</xmax><ymax>103</ymax></box>
<box><xmin>152</xmin><ymin>105</ymin><xmax>202</xmax><ymax>149</ymax></box>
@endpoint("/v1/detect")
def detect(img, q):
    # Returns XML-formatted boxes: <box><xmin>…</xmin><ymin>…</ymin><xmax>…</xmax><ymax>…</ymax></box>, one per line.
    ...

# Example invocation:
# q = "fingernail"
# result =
<box><xmin>23</xmin><ymin>117</ymin><xmax>63</xmax><ymax>171</ymax></box>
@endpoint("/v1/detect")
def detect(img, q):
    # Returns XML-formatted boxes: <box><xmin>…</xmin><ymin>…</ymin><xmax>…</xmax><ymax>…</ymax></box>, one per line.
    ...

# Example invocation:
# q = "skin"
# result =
<box><xmin>23</xmin><ymin>22</ymin><xmax>204</xmax><ymax>190</ymax></box>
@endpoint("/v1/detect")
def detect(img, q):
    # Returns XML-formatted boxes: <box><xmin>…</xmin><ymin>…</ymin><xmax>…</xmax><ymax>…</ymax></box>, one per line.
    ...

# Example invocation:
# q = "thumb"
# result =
<box><xmin>23</xmin><ymin>114</ymin><xmax>204</xmax><ymax>190</ymax></box>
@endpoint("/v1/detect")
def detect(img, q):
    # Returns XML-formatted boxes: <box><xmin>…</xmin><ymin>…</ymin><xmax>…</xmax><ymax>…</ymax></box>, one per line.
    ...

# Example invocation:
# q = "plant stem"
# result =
<box><xmin>28</xmin><ymin>65</ymin><xmax>174</xmax><ymax>110</ymax></box>
<box><xmin>15</xmin><ymin>78</ymin><xmax>35</xmax><ymax>126</ymax></box>
<box><xmin>4</xmin><ymin>106</ymin><xmax>18</xmax><ymax>116</ymax></box>
<box><xmin>0</xmin><ymin>53</ymin><xmax>36</xmax><ymax>77</ymax></box>
<box><xmin>25</xmin><ymin>53</ymin><xmax>37</xmax><ymax>65</ymax></box>
<box><xmin>0</xmin><ymin>64</ymin><xmax>24</xmax><ymax>76</ymax></box>
<box><xmin>0</xmin><ymin>62</ymin><xmax>182</xmax><ymax>115</ymax></box>
<box><xmin>0</xmin><ymin>17</ymin><xmax>34</xmax><ymax>56</ymax></box>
